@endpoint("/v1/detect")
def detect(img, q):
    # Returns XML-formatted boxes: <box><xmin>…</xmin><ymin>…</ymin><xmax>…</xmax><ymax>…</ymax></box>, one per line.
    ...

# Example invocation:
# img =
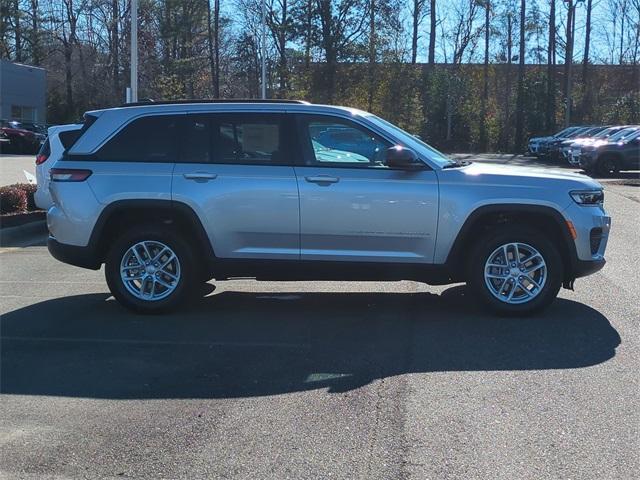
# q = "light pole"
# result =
<box><xmin>261</xmin><ymin>0</ymin><xmax>266</xmax><ymax>99</ymax></box>
<box><xmin>130</xmin><ymin>0</ymin><xmax>138</xmax><ymax>103</ymax></box>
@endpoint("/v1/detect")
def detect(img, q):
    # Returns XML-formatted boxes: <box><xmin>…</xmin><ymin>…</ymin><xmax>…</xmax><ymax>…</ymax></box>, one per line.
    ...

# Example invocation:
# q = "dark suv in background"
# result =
<box><xmin>579</xmin><ymin>127</ymin><xmax>640</xmax><ymax>175</ymax></box>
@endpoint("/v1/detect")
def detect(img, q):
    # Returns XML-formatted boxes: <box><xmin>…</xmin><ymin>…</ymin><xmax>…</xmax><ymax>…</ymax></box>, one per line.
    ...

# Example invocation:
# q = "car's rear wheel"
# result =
<box><xmin>105</xmin><ymin>226</ymin><xmax>196</xmax><ymax>313</ymax></box>
<box><xmin>468</xmin><ymin>227</ymin><xmax>563</xmax><ymax>316</ymax></box>
<box><xmin>596</xmin><ymin>155</ymin><xmax>619</xmax><ymax>176</ymax></box>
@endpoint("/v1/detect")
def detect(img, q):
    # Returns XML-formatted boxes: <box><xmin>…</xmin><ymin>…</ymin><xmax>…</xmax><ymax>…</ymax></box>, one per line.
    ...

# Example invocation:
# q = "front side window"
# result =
<box><xmin>300</xmin><ymin>116</ymin><xmax>390</xmax><ymax>167</ymax></box>
<box><xmin>98</xmin><ymin>115</ymin><xmax>180</xmax><ymax>162</ymax></box>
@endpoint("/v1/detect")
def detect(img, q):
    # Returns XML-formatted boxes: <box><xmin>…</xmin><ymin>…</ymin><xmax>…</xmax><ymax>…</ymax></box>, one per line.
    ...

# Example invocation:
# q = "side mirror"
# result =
<box><xmin>384</xmin><ymin>146</ymin><xmax>422</xmax><ymax>169</ymax></box>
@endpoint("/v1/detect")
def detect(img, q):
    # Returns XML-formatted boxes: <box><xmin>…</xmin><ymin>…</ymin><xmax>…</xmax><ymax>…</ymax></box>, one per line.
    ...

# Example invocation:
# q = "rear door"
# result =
<box><xmin>172</xmin><ymin>112</ymin><xmax>300</xmax><ymax>260</ymax></box>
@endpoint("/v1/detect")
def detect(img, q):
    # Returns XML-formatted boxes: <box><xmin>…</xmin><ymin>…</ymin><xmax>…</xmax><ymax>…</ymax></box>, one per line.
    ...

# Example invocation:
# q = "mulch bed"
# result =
<box><xmin>0</xmin><ymin>210</ymin><xmax>46</xmax><ymax>229</ymax></box>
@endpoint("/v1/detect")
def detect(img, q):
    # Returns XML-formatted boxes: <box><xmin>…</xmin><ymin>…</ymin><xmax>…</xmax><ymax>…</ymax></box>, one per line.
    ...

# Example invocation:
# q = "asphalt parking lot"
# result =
<box><xmin>1</xmin><ymin>155</ymin><xmax>639</xmax><ymax>479</ymax></box>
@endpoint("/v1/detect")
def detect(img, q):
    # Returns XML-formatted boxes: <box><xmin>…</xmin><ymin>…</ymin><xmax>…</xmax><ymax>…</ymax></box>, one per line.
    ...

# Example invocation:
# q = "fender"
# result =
<box><xmin>444</xmin><ymin>203</ymin><xmax>578</xmax><ymax>277</ymax></box>
<box><xmin>87</xmin><ymin>199</ymin><xmax>215</xmax><ymax>261</ymax></box>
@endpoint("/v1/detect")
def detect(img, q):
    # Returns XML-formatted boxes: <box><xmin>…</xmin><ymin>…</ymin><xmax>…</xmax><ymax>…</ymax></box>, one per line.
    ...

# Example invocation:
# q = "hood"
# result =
<box><xmin>529</xmin><ymin>136</ymin><xmax>552</xmax><ymax>143</ymax></box>
<box><xmin>456</xmin><ymin>161</ymin><xmax>602</xmax><ymax>190</ymax></box>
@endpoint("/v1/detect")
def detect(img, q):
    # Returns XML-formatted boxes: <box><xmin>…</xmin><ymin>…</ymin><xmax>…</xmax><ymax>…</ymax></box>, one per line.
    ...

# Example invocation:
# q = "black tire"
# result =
<box><xmin>467</xmin><ymin>226</ymin><xmax>563</xmax><ymax>316</ymax></box>
<box><xmin>596</xmin><ymin>155</ymin><xmax>619</xmax><ymax>177</ymax></box>
<box><xmin>105</xmin><ymin>225</ymin><xmax>197</xmax><ymax>314</ymax></box>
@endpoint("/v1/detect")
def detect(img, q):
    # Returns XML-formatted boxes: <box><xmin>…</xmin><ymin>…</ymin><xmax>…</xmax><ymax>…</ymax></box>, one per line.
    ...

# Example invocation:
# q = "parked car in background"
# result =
<box><xmin>0</xmin><ymin>129</ymin><xmax>9</xmax><ymax>150</ymax></box>
<box><xmin>542</xmin><ymin>126</ymin><xmax>596</xmax><ymax>160</ymax></box>
<box><xmin>557</xmin><ymin>126</ymin><xmax>609</xmax><ymax>163</ymax></box>
<box><xmin>527</xmin><ymin>126</ymin><xmax>580</xmax><ymax>156</ymax></box>
<box><xmin>46</xmin><ymin>100</ymin><xmax>609</xmax><ymax>316</ymax></box>
<box><xmin>0</xmin><ymin>119</ymin><xmax>41</xmax><ymax>153</ymax></box>
<box><xmin>579</xmin><ymin>127</ymin><xmax>640</xmax><ymax>175</ymax></box>
<box><xmin>566</xmin><ymin>126</ymin><xmax>630</xmax><ymax>165</ymax></box>
<box><xmin>35</xmin><ymin>124</ymin><xmax>83</xmax><ymax>210</ymax></box>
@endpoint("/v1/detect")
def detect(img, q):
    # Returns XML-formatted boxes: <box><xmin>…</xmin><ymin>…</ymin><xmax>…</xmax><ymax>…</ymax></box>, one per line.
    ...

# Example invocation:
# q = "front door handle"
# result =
<box><xmin>183</xmin><ymin>172</ymin><xmax>218</xmax><ymax>181</ymax></box>
<box><xmin>305</xmin><ymin>175</ymin><xmax>339</xmax><ymax>184</ymax></box>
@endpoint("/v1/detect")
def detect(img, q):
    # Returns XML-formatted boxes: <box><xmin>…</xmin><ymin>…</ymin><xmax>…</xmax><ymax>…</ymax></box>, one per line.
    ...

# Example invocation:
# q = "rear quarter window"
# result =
<box><xmin>59</xmin><ymin>130</ymin><xmax>82</xmax><ymax>150</ymax></box>
<box><xmin>97</xmin><ymin>115</ymin><xmax>181</xmax><ymax>162</ymax></box>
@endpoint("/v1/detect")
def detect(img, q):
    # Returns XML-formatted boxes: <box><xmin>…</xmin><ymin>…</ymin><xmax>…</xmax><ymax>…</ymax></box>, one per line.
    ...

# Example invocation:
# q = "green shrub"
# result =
<box><xmin>0</xmin><ymin>186</ymin><xmax>28</xmax><ymax>214</ymax></box>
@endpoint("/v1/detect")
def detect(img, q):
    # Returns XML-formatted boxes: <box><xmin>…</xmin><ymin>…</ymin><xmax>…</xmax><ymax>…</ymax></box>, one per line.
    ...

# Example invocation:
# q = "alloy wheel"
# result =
<box><xmin>120</xmin><ymin>240</ymin><xmax>181</xmax><ymax>301</ymax></box>
<box><xmin>484</xmin><ymin>242</ymin><xmax>547</xmax><ymax>305</ymax></box>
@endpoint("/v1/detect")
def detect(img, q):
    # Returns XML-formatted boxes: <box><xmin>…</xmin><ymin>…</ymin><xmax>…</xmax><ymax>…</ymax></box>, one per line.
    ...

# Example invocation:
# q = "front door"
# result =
<box><xmin>294</xmin><ymin>114</ymin><xmax>439</xmax><ymax>263</ymax></box>
<box><xmin>172</xmin><ymin>113</ymin><xmax>300</xmax><ymax>260</ymax></box>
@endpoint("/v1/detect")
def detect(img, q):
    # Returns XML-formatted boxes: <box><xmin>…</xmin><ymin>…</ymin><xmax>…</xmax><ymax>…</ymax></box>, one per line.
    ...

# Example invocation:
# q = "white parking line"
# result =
<box><xmin>0</xmin><ymin>336</ymin><xmax>310</xmax><ymax>349</ymax></box>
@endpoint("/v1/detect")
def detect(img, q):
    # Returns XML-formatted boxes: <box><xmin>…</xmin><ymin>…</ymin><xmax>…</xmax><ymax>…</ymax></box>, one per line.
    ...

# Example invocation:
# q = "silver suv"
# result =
<box><xmin>47</xmin><ymin>100</ymin><xmax>610</xmax><ymax>315</ymax></box>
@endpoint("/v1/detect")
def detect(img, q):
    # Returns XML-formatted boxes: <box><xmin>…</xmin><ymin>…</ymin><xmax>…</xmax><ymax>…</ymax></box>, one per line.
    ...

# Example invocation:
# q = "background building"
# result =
<box><xmin>0</xmin><ymin>60</ymin><xmax>46</xmax><ymax>124</ymax></box>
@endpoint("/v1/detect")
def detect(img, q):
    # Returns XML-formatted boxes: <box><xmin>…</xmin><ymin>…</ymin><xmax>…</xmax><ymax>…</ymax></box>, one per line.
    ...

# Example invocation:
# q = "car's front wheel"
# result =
<box><xmin>468</xmin><ymin>227</ymin><xmax>563</xmax><ymax>315</ymax></box>
<box><xmin>105</xmin><ymin>226</ymin><xmax>196</xmax><ymax>313</ymax></box>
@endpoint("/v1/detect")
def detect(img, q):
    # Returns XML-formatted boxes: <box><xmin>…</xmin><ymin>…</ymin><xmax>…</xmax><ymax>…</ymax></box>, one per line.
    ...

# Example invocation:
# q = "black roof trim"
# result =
<box><xmin>118</xmin><ymin>99</ymin><xmax>310</xmax><ymax>108</ymax></box>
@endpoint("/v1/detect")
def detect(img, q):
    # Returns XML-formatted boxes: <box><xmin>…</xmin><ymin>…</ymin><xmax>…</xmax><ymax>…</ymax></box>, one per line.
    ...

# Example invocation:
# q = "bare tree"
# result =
<box><xmin>515</xmin><ymin>0</ymin><xmax>526</xmax><ymax>150</ymax></box>
<box><xmin>546</xmin><ymin>0</ymin><xmax>555</xmax><ymax>131</ymax></box>
<box><xmin>428</xmin><ymin>0</ymin><xmax>436</xmax><ymax>63</ymax></box>
<box><xmin>410</xmin><ymin>0</ymin><xmax>427</xmax><ymax>63</ymax></box>
<box><xmin>480</xmin><ymin>0</ymin><xmax>491</xmax><ymax>151</ymax></box>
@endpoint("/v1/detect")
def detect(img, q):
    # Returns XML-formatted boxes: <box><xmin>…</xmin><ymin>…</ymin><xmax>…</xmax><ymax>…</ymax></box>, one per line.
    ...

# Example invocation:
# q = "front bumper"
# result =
<box><xmin>573</xmin><ymin>258</ymin><xmax>606</xmax><ymax>278</ymax></box>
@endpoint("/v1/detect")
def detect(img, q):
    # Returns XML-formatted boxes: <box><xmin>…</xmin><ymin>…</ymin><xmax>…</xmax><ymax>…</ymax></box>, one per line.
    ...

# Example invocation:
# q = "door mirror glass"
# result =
<box><xmin>384</xmin><ymin>146</ymin><xmax>422</xmax><ymax>169</ymax></box>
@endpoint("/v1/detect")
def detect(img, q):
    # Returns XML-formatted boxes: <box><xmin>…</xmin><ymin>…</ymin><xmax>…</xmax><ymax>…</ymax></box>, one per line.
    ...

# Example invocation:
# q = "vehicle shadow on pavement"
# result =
<box><xmin>0</xmin><ymin>286</ymin><xmax>620</xmax><ymax>399</ymax></box>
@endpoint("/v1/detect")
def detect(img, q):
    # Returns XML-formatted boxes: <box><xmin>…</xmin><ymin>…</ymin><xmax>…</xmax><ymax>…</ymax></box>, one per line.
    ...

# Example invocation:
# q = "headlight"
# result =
<box><xmin>570</xmin><ymin>190</ymin><xmax>604</xmax><ymax>205</ymax></box>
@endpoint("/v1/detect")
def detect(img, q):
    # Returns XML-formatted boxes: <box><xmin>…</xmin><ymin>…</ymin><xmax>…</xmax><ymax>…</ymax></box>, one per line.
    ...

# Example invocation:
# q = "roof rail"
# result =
<box><xmin>118</xmin><ymin>99</ymin><xmax>310</xmax><ymax>108</ymax></box>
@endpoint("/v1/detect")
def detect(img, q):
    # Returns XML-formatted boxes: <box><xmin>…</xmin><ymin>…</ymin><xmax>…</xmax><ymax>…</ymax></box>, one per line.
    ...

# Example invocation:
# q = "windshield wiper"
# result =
<box><xmin>442</xmin><ymin>160</ymin><xmax>472</xmax><ymax>169</ymax></box>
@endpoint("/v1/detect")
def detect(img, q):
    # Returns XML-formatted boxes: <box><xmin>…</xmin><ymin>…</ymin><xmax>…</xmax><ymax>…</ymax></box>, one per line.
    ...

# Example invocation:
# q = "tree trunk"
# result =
<box><xmin>480</xmin><ymin>1</ymin><xmax>490</xmax><ymax>151</ymax></box>
<box><xmin>514</xmin><ymin>0</ymin><xmax>526</xmax><ymax>152</ymax></box>
<box><xmin>206</xmin><ymin>0</ymin><xmax>216</xmax><ymax>97</ymax></box>
<box><xmin>411</xmin><ymin>0</ymin><xmax>420</xmax><ymax>64</ymax></box>
<box><xmin>581</xmin><ymin>0</ymin><xmax>592</xmax><ymax>121</ymax></box>
<box><xmin>13</xmin><ymin>0</ymin><xmax>21</xmax><ymax>62</ymax></box>
<box><xmin>30</xmin><ymin>0</ymin><xmax>40</xmax><ymax>65</ymax></box>
<box><xmin>278</xmin><ymin>0</ymin><xmax>288</xmax><ymax>97</ymax></box>
<box><xmin>546</xmin><ymin>0</ymin><xmax>556</xmax><ymax>132</ymax></box>
<box><xmin>368</xmin><ymin>0</ymin><xmax>375</xmax><ymax>110</ymax></box>
<box><xmin>502</xmin><ymin>14</ymin><xmax>513</xmax><ymax>150</ymax></box>
<box><xmin>428</xmin><ymin>0</ymin><xmax>436</xmax><ymax>64</ymax></box>
<box><xmin>112</xmin><ymin>0</ymin><xmax>120</xmax><ymax>101</ymax></box>
<box><xmin>214</xmin><ymin>0</ymin><xmax>220</xmax><ymax>98</ymax></box>
<box><xmin>563</xmin><ymin>0</ymin><xmax>573</xmax><ymax>127</ymax></box>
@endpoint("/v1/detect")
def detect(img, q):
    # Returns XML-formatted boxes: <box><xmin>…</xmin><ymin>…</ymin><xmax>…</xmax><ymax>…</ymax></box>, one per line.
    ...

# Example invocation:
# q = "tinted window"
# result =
<box><xmin>98</xmin><ymin>115</ymin><xmax>180</xmax><ymax>162</ymax></box>
<box><xmin>182</xmin><ymin>117</ymin><xmax>210</xmax><ymax>163</ymax></box>
<box><xmin>300</xmin><ymin>116</ymin><xmax>390</xmax><ymax>167</ymax></box>
<box><xmin>181</xmin><ymin>114</ymin><xmax>284</xmax><ymax>165</ymax></box>
<box><xmin>59</xmin><ymin>130</ymin><xmax>82</xmax><ymax>149</ymax></box>
<box><xmin>38</xmin><ymin>137</ymin><xmax>50</xmax><ymax>157</ymax></box>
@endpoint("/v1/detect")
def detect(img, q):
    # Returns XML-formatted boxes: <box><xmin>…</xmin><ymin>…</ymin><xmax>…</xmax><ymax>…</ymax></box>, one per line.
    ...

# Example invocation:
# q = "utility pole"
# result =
<box><xmin>261</xmin><ymin>0</ymin><xmax>267</xmax><ymax>99</ymax></box>
<box><xmin>130</xmin><ymin>0</ymin><xmax>138</xmax><ymax>102</ymax></box>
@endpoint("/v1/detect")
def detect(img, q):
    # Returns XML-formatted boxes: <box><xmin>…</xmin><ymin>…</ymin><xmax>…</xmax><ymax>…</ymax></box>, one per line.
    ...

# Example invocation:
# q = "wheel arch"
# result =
<box><xmin>89</xmin><ymin>199</ymin><xmax>215</xmax><ymax>267</ymax></box>
<box><xmin>445</xmin><ymin>204</ymin><xmax>577</xmax><ymax>281</ymax></box>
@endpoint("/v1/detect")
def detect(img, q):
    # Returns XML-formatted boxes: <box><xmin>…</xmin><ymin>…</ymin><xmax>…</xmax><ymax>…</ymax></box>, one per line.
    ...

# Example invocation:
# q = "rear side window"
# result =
<box><xmin>181</xmin><ymin>114</ymin><xmax>285</xmax><ymax>165</ymax></box>
<box><xmin>38</xmin><ymin>137</ymin><xmax>50</xmax><ymax>157</ymax></box>
<box><xmin>97</xmin><ymin>115</ymin><xmax>180</xmax><ymax>162</ymax></box>
<box><xmin>59</xmin><ymin>130</ymin><xmax>82</xmax><ymax>149</ymax></box>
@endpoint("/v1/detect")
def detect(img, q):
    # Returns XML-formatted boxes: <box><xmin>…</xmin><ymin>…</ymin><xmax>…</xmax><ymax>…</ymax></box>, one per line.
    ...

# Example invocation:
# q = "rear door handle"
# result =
<box><xmin>305</xmin><ymin>175</ymin><xmax>339</xmax><ymax>184</ymax></box>
<box><xmin>183</xmin><ymin>172</ymin><xmax>218</xmax><ymax>181</ymax></box>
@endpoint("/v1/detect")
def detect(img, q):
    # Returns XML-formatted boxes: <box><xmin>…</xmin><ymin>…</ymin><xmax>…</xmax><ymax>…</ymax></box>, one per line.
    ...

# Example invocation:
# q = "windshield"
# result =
<box><xmin>594</xmin><ymin>127</ymin><xmax>620</xmax><ymax>139</ymax></box>
<box><xmin>554</xmin><ymin>126</ymin><xmax>578</xmax><ymax>137</ymax></box>
<box><xmin>608</xmin><ymin>128</ymin><xmax>638</xmax><ymax>142</ymax></box>
<box><xmin>622</xmin><ymin>130</ymin><xmax>640</xmax><ymax>143</ymax></box>
<box><xmin>365</xmin><ymin>114</ymin><xmax>453</xmax><ymax>167</ymax></box>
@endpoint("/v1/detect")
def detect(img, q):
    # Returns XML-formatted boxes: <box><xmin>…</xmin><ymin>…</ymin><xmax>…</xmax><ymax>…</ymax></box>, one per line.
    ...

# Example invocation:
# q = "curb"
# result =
<box><xmin>0</xmin><ymin>219</ymin><xmax>47</xmax><ymax>246</ymax></box>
